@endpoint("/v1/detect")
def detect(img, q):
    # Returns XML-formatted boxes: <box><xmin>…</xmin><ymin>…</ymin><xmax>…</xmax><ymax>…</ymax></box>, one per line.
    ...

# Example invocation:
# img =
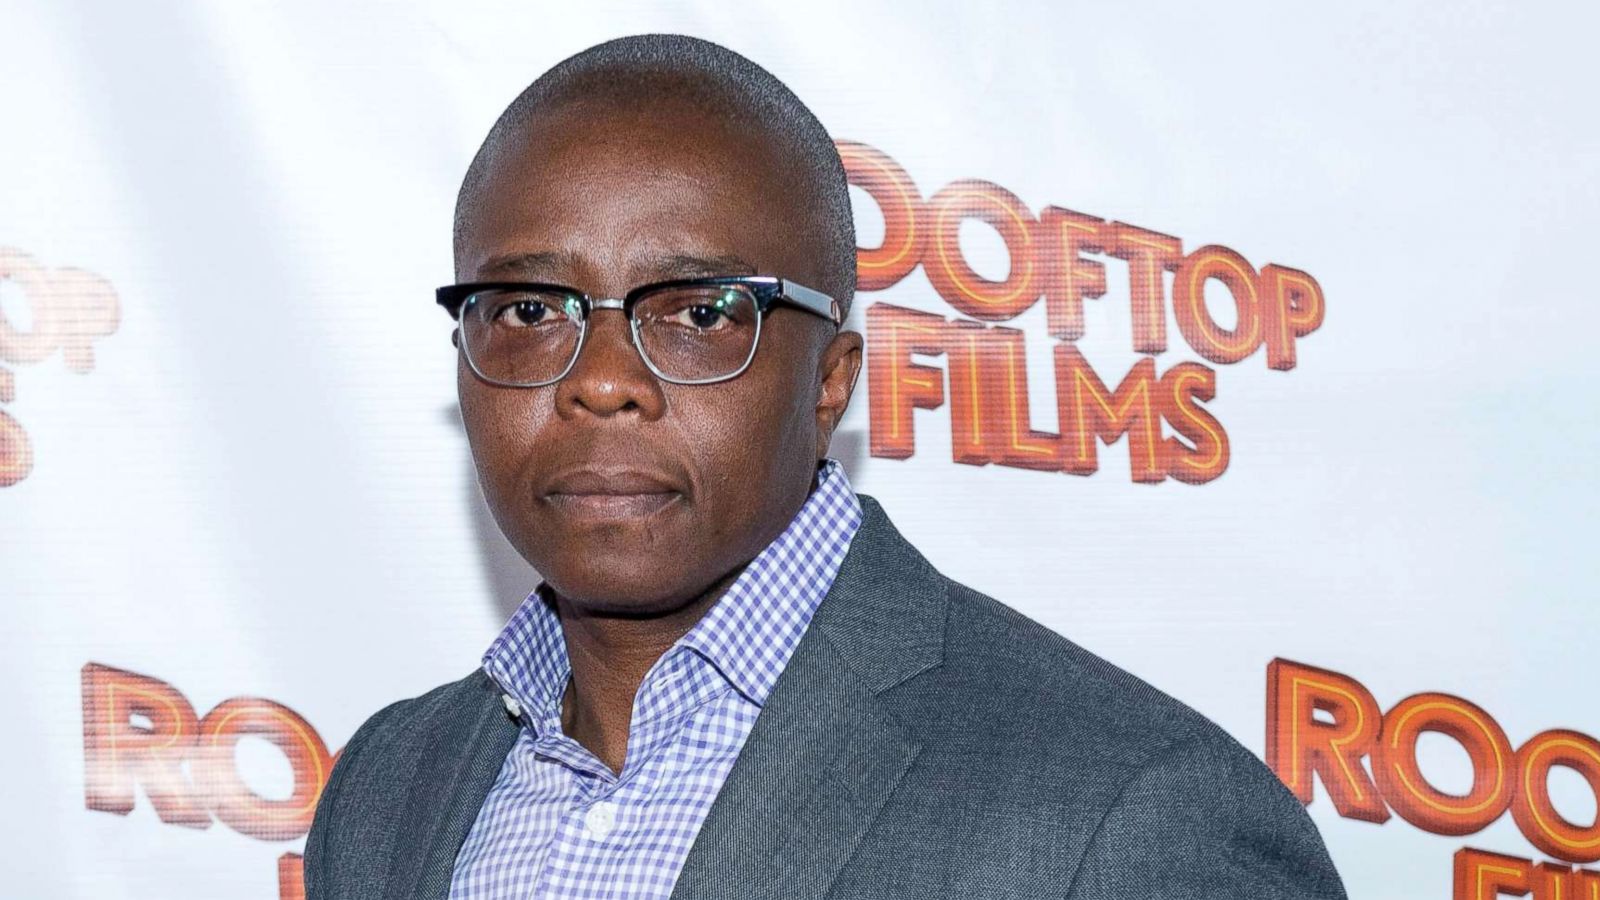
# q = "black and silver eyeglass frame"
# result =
<box><xmin>436</xmin><ymin>275</ymin><xmax>844</xmax><ymax>387</ymax></box>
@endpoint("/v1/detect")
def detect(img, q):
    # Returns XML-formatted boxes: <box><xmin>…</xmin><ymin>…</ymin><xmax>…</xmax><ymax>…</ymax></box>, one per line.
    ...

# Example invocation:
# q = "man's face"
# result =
<box><xmin>454</xmin><ymin>100</ymin><xmax>861</xmax><ymax>615</ymax></box>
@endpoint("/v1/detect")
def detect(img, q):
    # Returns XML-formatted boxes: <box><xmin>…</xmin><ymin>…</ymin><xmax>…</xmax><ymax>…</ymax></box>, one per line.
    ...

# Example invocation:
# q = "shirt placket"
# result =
<box><xmin>525</xmin><ymin>709</ymin><xmax>623</xmax><ymax>899</ymax></box>
<box><xmin>525</xmin><ymin>649</ymin><xmax>733</xmax><ymax>899</ymax></box>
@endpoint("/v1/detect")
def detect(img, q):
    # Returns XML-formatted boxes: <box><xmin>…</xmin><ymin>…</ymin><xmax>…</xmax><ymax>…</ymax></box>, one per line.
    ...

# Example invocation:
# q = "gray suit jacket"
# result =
<box><xmin>305</xmin><ymin>495</ymin><xmax>1346</xmax><ymax>899</ymax></box>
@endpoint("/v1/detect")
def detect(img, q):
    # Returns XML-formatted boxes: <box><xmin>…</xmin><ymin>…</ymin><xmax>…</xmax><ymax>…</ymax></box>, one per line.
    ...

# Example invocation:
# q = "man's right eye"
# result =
<box><xmin>494</xmin><ymin>300</ymin><xmax>549</xmax><ymax>327</ymax></box>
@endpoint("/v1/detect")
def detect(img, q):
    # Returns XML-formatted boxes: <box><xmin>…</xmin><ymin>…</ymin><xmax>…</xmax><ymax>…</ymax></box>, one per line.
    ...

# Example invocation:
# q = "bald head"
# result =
<box><xmin>453</xmin><ymin>34</ymin><xmax>857</xmax><ymax>312</ymax></box>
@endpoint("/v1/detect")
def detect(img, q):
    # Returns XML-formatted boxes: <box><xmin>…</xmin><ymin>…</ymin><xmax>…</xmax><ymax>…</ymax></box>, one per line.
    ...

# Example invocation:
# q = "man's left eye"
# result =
<box><xmin>677</xmin><ymin>304</ymin><xmax>729</xmax><ymax>329</ymax></box>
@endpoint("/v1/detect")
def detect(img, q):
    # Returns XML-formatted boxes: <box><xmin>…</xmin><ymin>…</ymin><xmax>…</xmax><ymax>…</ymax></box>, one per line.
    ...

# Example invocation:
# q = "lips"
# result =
<box><xmin>541</xmin><ymin>468</ymin><xmax>685</xmax><ymax>521</ymax></box>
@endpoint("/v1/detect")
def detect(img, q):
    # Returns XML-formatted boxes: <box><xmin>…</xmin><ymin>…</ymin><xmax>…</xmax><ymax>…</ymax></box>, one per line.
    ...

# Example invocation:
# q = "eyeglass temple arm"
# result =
<box><xmin>781</xmin><ymin>280</ymin><xmax>844</xmax><ymax>325</ymax></box>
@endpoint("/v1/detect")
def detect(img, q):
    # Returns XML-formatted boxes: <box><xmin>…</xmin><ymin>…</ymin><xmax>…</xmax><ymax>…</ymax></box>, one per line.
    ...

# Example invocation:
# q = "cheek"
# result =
<box><xmin>667</xmin><ymin>392</ymin><xmax>753</xmax><ymax>510</ymax></box>
<box><xmin>672</xmin><ymin>364</ymin><xmax>818</xmax><ymax>517</ymax></box>
<box><xmin>458</xmin><ymin>366</ymin><xmax>552</xmax><ymax>493</ymax></box>
<box><xmin>757</xmin><ymin>341</ymin><xmax>825</xmax><ymax>456</ymax></box>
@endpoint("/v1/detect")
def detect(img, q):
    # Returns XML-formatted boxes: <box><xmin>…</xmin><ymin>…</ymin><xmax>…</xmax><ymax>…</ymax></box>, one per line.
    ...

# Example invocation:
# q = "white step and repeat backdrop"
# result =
<box><xmin>5</xmin><ymin>2</ymin><xmax>1598</xmax><ymax>897</ymax></box>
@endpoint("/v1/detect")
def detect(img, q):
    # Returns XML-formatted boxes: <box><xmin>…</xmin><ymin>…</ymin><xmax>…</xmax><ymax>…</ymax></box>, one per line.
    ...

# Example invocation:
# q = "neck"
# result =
<box><xmin>551</xmin><ymin>568</ymin><xmax>742</xmax><ymax>775</ymax></box>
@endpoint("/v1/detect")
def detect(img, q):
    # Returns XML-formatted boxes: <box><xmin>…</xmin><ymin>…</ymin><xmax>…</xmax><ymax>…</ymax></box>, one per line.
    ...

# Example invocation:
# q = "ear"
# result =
<box><xmin>814</xmin><ymin>328</ymin><xmax>864</xmax><ymax>458</ymax></box>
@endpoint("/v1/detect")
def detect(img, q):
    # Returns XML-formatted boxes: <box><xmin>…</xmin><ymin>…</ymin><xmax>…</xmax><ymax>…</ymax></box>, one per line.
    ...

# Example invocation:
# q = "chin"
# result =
<box><xmin>539</xmin><ymin>557</ymin><xmax>719</xmax><ymax>619</ymax></box>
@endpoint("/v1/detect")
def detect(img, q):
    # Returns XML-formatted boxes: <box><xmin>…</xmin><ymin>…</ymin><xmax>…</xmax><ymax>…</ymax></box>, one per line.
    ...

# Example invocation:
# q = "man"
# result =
<box><xmin>305</xmin><ymin>34</ymin><xmax>1346</xmax><ymax>900</ymax></box>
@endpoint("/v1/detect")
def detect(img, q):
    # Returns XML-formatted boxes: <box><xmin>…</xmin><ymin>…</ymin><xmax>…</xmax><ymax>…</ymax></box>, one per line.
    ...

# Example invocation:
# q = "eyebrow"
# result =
<box><xmin>478</xmin><ymin>251</ymin><xmax>575</xmax><ymax>278</ymax></box>
<box><xmin>476</xmin><ymin>250</ymin><xmax>760</xmax><ymax>283</ymax></box>
<box><xmin>653</xmin><ymin>253</ymin><xmax>758</xmax><ymax>279</ymax></box>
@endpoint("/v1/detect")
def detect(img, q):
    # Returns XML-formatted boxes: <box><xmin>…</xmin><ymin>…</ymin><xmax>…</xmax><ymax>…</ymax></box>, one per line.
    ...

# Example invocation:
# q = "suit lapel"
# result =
<box><xmin>383</xmin><ymin>669</ymin><xmax>522</xmax><ymax>900</ymax></box>
<box><xmin>669</xmin><ymin>495</ymin><xmax>947</xmax><ymax>900</ymax></box>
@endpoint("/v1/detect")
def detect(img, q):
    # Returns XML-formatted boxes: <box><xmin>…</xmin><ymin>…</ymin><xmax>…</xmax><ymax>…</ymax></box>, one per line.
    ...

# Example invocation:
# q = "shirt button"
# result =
<box><xmin>583</xmin><ymin>801</ymin><xmax>618</xmax><ymax>840</ymax></box>
<box><xmin>501</xmin><ymin>694</ymin><xmax>522</xmax><ymax>718</ymax></box>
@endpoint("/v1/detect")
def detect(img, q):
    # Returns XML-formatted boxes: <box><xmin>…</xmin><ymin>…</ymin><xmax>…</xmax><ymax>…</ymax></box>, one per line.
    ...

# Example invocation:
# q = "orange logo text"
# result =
<box><xmin>0</xmin><ymin>248</ymin><xmax>119</xmax><ymax>486</ymax></box>
<box><xmin>1268</xmin><ymin>658</ymin><xmax>1600</xmax><ymax>897</ymax></box>
<box><xmin>81</xmin><ymin>662</ymin><xmax>325</xmax><ymax>899</ymax></box>
<box><xmin>841</xmin><ymin>141</ymin><xmax>1324</xmax><ymax>484</ymax></box>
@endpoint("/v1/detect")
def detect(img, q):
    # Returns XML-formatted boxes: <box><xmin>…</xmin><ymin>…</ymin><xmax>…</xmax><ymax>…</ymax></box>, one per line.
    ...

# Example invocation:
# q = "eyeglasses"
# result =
<box><xmin>436</xmin><ymin>275</ymin><xmax>843</xmax><ymax>387</ymax></box>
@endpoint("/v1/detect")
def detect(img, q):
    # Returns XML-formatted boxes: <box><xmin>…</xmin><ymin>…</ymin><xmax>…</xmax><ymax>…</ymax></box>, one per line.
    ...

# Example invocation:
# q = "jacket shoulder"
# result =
<box><xmin>930</xmin><ymin>576</ymin><xmax>1231</xmax><ymax>768</ymax></box>
<box><xmin>303</xmin><ymin>669</ymin><xmax>492</xmax><ymax>899</ymax></box>
<box><xmin>862</xmin><ymin>571</ymin><xmax>1345</xmax><ymax>895</ymax></box>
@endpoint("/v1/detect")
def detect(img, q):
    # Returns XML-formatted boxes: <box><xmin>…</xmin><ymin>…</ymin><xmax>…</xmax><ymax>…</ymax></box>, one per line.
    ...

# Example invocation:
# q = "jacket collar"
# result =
<box><xmin>666</xmin><ymin>494</ymin><xmax>947</xmax><ymax>900</ymax></box>
<box><xmin>806</xmin><ymin>494</ymin><xmax>947</xmax><ymax>695</ymax></box>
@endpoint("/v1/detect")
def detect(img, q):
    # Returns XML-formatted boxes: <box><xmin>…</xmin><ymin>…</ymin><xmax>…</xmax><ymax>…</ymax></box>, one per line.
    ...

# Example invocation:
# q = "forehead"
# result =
<box><xmin>458</xmin><ymin>100</ymin><xmax>816</xmax><ymax>288</ymax></box>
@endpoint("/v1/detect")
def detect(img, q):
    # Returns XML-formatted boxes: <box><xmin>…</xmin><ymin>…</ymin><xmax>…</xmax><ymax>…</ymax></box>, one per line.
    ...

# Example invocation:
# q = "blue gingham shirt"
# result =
<box><xmin>449</xmin><ymin>459</ymin><xmax>863</xmax><ymax>899</ymax></box>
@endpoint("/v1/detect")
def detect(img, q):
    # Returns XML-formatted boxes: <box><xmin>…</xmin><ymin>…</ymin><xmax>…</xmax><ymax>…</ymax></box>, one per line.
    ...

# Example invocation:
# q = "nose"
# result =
<box><xmin>553</xmin><ymin>307</ymin><xmax>667</xmax><ymax>421</ymax></box>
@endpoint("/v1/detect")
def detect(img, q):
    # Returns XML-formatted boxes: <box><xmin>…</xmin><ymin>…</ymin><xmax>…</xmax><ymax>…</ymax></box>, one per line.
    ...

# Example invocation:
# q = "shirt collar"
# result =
<box><xmin>482</xmin><ymin>458</ymin><xmax>863</xmax><ymax>726</ymax></box>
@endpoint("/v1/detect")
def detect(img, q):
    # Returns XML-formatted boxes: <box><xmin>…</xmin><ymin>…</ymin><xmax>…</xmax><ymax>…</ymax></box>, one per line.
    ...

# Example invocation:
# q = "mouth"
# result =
<box><xmin>540</xmin><ymin>470</ymin><xmax>686</xmax><ymax>522</ymax></box>
<box><xmin>545</xmin><ymin>491</ymin><xmax>681</xmax><ymax>519</ymax></box>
